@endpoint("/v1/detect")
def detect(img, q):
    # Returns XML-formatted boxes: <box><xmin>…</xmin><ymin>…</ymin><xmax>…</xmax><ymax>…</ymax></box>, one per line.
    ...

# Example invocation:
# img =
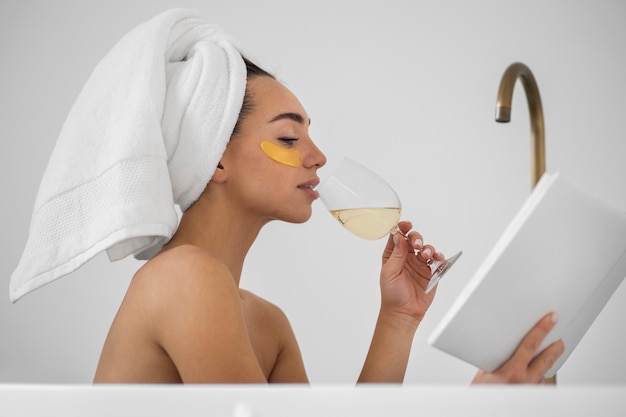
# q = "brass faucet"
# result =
<box><xmin>495</xmin><ymin>62</ymin><xmax>556</xmax><ymax>385</ymax></box>
<box><xmin>495</xmin><ymin>62</ymin><xmax>546</xmax><ymax>188</ymax></box>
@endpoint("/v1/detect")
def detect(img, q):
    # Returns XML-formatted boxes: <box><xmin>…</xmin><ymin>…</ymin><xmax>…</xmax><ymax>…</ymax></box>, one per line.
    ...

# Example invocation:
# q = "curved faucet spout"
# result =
<box><xmin>495</xmin><ymin>63</ymin><xmax>556</xmax><ymax>386</ymax></box>
<box><xmin>495</xmin><ymin>62</ymin><xmax>546</xmax><ymax>187</ymax></box>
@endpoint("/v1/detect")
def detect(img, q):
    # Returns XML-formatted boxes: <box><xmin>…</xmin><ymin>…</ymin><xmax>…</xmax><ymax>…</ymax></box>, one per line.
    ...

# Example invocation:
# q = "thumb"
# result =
<box><xmin>383</xmin><ymin>232</ymin><xmax>409</xmax><ymax>276</ymax></box>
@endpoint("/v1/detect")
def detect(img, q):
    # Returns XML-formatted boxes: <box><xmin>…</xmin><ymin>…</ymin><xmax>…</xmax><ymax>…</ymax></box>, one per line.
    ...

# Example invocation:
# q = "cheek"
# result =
<box><xmin>235</xmin><ymin>166</ymin><xmax>291</xmax><ymax>202</ymax></box>
<box><xmin>260</xmin><ymin>141</ymin><xmax>302</xmax><ymax>167</ymax></box>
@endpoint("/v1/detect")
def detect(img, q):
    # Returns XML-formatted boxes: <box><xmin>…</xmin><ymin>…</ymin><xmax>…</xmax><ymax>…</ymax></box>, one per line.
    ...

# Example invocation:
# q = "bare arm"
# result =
<box><xmin>359</xmin><ymin>221</ymin><xmax>441</xmax><ymax>383</ymax></box>
<box><xmin>358</xmin><ymin>221</ymin><xmax>566</xmax><ymax>384</ymax></box>
<box><xmin>358</xmin><ymin>309</ymin><xmax>419</xmax><ymax>383</ymax></box>
<box><xmin>358</xmin><ymin>222</ymin><xmax>565</xmax><ymax>384</ymax></box>
<box><xmin>149</xmin><ymin>247</ymin><xmax>268</xmax><ymax>383</ymax></box>
<box><xmin>239</xmin><ymin>290</ymin><xmax>309</xmax><ymax>383</ymax></box>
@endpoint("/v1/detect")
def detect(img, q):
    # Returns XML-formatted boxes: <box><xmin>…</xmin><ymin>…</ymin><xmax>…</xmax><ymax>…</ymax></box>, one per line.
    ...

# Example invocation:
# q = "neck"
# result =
<box><xmin>162</xmin><ymin>189</ymin><xmax>268</xmax><ymax>286</ymax></box>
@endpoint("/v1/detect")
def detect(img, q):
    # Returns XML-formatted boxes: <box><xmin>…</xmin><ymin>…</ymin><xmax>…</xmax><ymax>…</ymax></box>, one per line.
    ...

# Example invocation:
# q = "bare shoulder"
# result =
<box><xmin>129</xmin><ymin>244</ymin><xmax>246</xmax><ymax>344</ymax></box>
<box><xmin>102</xmin><ymin>244</ymin><xmax>266</xmax><ymax>383</ymax></box>
<box><xmin>239</xmin><ymin>289</ymin><xmax>290</xmax><ymax>328</ymax></box>
<box><xmin>123</xmin><ymin>244</ymin><xmax>240</xmax><ymax>325</ymax></box>
<box><xmin>133</xmin><ymin>244</ymin><xmax>232</xmax><ymax>292</ymax></box>
<box><xmin>96</xmin><ymin>244</ymin><xmax>306</xmax><ymax>383</ymax></box>
<box><xmin>239</xmin><ymin>290</ymin><xmax>309</xmax><ymax>383</ymax></box>
<box><xmin>239</xmin><ymin>289</ymin><xmax>295</xmax><ymax>348</ymax></box>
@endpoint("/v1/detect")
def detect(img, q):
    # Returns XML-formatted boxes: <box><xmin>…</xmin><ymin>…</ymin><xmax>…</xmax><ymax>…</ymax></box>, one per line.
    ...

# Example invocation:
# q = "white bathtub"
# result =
<box><xmin>1</xmin><ymin>384</ymin><xmax>624</xmax><ymax>416</ymax></box>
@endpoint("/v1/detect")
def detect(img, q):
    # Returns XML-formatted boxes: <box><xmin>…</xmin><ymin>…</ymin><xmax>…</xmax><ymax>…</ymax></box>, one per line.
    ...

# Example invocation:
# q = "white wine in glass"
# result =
<box><xmin>329</xmin><ymin>207</ymin><xmax>402</xmax><ymax>240</ymax></box>
<box><xmin>317</xmin><ymin>157</ymin><xmax>461</xmax><ymax>294</ymax></box>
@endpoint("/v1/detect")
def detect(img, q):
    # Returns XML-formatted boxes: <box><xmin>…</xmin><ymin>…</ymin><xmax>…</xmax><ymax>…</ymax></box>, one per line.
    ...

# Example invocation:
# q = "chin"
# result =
<box><xmin>283</xmin><ymin>208</ymin><xmax>313</xmax><ymax>224</ymax></box>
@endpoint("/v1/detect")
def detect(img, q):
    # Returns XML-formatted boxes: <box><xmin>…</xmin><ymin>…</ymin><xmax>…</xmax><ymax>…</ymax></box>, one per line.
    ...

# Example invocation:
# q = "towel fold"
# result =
<box><xmin>10</xmin><ymin>9</ymin><xmax>247</xmax><ymax>302</ymax></box>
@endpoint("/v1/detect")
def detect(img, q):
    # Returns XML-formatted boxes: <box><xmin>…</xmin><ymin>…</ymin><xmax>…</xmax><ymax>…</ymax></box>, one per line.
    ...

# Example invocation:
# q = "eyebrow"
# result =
<box><xmin>268</xmin><ymin>112</ymin><xmax>311</xmax><ymax>126</ymax></box>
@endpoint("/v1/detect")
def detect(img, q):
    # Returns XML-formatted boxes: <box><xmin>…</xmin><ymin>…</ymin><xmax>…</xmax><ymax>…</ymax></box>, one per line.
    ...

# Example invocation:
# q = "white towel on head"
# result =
<box><xmin>9</xmin><ymin>8</ymin><xmax>247</xmax><ymax>302</ymax></box>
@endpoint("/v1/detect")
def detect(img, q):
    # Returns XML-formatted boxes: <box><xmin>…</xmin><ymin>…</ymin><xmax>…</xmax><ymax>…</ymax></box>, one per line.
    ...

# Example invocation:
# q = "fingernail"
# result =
<box><xmin>551</xmin><ymin>312</ymin><xmax>559</xmax><ymax>324</ymax></box>
<box><xmin>422</xmin><ymin>248</ymin><xmax>432</xmax><ymax>258</ymax></box>
<box><xmin>393</xmin><ymin>234</ymin><xmax>399</xmax><ymax>246</ymax></box>
<box><xmin>414</xmin><ymin>238</ymin><xmax>423</xmax><ymax>249</ymax></box>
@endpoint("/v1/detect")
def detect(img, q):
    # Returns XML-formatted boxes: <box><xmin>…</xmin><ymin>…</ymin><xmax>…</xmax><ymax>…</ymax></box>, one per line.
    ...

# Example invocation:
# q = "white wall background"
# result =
<box><xmin>1</xmin><ymin>0</ymin><xmax>624</xmax><ymax>385</ymax></box>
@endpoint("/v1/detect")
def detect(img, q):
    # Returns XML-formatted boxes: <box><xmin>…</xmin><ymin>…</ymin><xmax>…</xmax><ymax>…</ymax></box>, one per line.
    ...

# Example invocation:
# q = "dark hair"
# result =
<box><xmin>230</xmin><ymin>57</ymin><xmax>275</xmax><ymax>137</ymax></box>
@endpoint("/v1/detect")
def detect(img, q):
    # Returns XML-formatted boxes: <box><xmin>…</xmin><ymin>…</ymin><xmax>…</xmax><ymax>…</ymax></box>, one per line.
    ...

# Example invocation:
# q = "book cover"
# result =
<box><xmin>428</xmin><ymin>172</ymin><xmax>626</xmax><ymax>377</ymax></box>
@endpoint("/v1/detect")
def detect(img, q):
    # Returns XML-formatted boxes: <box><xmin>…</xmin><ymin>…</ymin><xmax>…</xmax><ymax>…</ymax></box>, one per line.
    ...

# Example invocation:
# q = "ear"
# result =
<box><xmin>210</xmin><ymin>161</ymin><xmax>227</xmax><ymax>183</ymax></box>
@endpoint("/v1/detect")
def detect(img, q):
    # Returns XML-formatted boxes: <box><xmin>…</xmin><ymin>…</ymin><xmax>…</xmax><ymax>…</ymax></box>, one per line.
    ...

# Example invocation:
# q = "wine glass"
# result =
<box><xmin>316</xmin><ymin>157</ymin><xmax>462</xmax><ymax>294</ymax></box>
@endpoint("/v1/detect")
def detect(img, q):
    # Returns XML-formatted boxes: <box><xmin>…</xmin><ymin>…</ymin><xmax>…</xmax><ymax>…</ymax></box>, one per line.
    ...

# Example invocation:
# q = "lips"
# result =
<box><xmin>298</xmin><ymin>178</ymin><xmax>320</xmax><ymax>199</ymax></box>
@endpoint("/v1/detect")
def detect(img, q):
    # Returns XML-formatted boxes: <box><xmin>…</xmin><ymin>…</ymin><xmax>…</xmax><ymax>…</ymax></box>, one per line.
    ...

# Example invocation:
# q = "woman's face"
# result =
<box><xmin>218</xmin><ymin>76</ymin><xmax>327</xmax><ymax>224</ymax></box>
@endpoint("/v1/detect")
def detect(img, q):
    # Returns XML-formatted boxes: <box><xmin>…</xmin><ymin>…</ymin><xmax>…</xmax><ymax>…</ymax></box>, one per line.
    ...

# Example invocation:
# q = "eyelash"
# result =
<box><xmin>278</xmin><ymin>137</ymin><xmax>298</xmax><ymax>146</ymax></box>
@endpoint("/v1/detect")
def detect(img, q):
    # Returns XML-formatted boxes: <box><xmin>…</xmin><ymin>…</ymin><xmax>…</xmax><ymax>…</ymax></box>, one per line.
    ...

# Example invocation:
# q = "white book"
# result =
<box><xmin>428</xmin><ymin>172</ymin><xmax>626</xmax><ymax>377</ymax></box>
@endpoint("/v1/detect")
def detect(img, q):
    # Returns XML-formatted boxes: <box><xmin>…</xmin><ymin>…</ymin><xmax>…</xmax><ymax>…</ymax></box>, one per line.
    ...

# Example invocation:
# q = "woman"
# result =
<box><xmin>93</xmin><ymin>58</ymin><xmax>564</xmax><ymax>384</ymax></box>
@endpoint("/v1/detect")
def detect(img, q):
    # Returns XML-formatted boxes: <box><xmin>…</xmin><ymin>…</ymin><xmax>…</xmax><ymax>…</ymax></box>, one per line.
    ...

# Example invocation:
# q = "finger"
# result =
<box><xmin>433</xmin><ymin>251</ymin><xmax>446</xmax><ymax>261</ymax></box>
<box><xmin>527</xmin><ymin>339</ymin><xmax>565</xmax><ymax>383</ymax></box>
<box><xmin>418</xmin><ymin>244</ymin><xmax>436</xmax><ymax>262</ymax></box>
<box><xmin>382</xmin><ymin>230</ymin><xmax>411</xmax><ymax>275</ymax></box>
<box><xmin>382</xmin><ymin>224</ymin><xmax>411</xmax><ymax>261</ymax></box>
<box><xmin>406</xmin><ymin>230</ymin><xmax>424</xmax><ymax>250</ymax></box>
<box><xmin>382</xmin><ymin>231</ymin><xmax>401</xmax><ymax>260</ymax></box>
<box><xmin>397</xmin><ymin>221</ymin><xmax>413</xmax><ymax>235</ymax></box>
<box><xmin>506</xmin><ymin>312</ymin><xmax>559</xmax><ymax>370</ymax></box>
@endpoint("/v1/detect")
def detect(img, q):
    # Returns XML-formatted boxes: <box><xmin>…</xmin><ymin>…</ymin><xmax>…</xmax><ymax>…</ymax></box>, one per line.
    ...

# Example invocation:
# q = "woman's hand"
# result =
<box><xmin>359</xmin><ymin>221</ymin><xmax>445</xmax><ymax>382</ymax></box>
<box><xmin>379</xmin><ymin>220</ymin><xmax>445</xmax><ymax>324</ymax></box>
<box><xmin>472</xmin><ymin>312</ymin><xmax>565</xmax><ymax>384</ymax></box>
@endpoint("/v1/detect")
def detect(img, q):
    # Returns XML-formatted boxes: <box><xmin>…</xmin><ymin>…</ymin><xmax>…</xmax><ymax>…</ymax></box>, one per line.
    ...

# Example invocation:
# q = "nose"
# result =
<box><xmin>303</xmin><ymin>139</ymin><xmax>327</xmax><ymax>169</ymax></box>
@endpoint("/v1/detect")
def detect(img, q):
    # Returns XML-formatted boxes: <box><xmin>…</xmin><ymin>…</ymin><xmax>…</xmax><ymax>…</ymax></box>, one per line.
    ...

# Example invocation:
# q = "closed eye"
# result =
<box><xmin>278</xmin><ymin>137</ymin><xmax>299</xmax><ymax>146</ymax></box>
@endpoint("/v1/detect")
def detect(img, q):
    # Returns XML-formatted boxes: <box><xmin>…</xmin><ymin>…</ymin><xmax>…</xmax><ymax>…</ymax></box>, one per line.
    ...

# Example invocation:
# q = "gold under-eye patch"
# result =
<box><xmin>260</xmin><ymin>140</ymin><xmax>302</xmax><ymax>167</ymax></box>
